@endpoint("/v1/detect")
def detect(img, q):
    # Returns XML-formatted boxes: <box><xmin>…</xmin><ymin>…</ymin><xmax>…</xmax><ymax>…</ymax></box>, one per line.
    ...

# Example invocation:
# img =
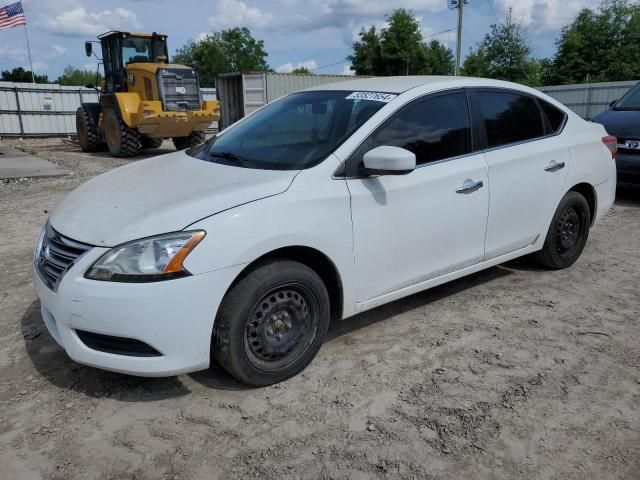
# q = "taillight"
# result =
<box><xmin>602</xmin><ymin>135</ymin><xmax>617</xmax><ymax>160</ymax></box>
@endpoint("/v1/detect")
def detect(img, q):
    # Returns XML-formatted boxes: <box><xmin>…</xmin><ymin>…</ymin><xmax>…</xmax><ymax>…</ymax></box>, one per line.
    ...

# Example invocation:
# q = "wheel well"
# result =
<box><xmin>569</xmin><ymin>183</ymin><xmax>597</xmax><ymax>225</ymax></box>
<box><xmin>232</xmin><ymin>247</ymin><xmax>344</xmax><ymax>322</ymax></box>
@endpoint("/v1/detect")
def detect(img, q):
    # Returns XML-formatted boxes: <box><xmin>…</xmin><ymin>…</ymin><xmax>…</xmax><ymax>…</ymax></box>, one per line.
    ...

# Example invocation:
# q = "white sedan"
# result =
<box><xmin>33</xmin><ymin>76</ymin><xmax>617</xmax><ymax>386</ymax></box>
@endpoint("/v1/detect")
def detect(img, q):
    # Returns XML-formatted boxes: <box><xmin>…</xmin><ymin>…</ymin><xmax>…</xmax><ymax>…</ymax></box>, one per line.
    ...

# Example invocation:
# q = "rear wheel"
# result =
<box><xmin>103</xmin><ymin>108</ymin><xmax>141</xmax><ymax>157</ymax></box>
<box><xmin>141</xmin><ymin>137</ymin><xmax>163</xmax><ymax>149</ymax></box>
<box><xmin>76</xmin><ymin>107</ymin><xmax>104</xmax><ymax>152</ymax></box>
<box><xmin>535</xmin><ymin>191</ymin><xmax>591</xmax><ymax>269</ymax></box>
<box><xmin>172</xmin><ymin>130</ymin><xmax>206</xmax><ymax>150</ymax></box>
<box><xmin>212</xmin><ymin>260</ymin><xmax>331</xmax><ymax>386</ymax></box>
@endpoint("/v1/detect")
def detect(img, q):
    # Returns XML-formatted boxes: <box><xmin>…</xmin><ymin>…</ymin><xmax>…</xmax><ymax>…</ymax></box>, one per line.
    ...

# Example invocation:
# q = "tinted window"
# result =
<box><xmin>353</xmin><ymin>92</ymin><xmax>472</xmax><ymax>168</ymax></box>
<box><xmin>540</xmin><ymin>100</ymin><xmax>566</xmax><ymax>133</ymax></box>
<box><xmin>478</xmin><ymin>91</ymin><xmax>545</xmax><ymax>148</ymax></box>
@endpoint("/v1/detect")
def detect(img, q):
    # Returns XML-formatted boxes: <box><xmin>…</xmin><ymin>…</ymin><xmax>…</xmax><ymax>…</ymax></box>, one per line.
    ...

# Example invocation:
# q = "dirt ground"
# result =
<box><xmin>1</xmin><ymin>138</ymin><xmax>639</xmax><ymax>480</ymax></box>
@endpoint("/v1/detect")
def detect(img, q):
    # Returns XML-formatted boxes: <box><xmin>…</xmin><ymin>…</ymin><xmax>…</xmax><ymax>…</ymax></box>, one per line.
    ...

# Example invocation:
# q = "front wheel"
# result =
<box><xmin>212</xmin><ymin>260</ymin><xmax>331</xmax><ymax>386</ymax></box>
<box><xmin>172</xmin><ymin>131</ymin><xmax>206</xmax><ymax>150</ymax></box>
<box><xmin>535</xmin><ymin>191</ymin><xmax>591</xmax><ymax>269</ymax></box>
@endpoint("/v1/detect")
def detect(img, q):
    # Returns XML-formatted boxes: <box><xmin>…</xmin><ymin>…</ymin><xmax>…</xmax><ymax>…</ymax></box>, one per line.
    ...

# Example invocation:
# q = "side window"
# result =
<box><xmin>478</xmin><ymin>91</ymin><xmax>545</xmax><ymax>148</ymax></box>
<box><xmin>539</xmin><ymin>100</ymin><xmax>567</xmax><ymax>133</ymax></box>
<box><xmin>352</xmin><ymin>92</ymin><xmax>472</xmax><ymax>169</ymax></box>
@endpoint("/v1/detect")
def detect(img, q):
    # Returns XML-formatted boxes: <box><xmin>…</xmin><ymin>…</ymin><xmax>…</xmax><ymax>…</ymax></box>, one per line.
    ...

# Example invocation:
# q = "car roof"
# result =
<box><xmin>304</xmin><ymin>75</ymin><xmax>532</xmax><ymax>95</ymax></box>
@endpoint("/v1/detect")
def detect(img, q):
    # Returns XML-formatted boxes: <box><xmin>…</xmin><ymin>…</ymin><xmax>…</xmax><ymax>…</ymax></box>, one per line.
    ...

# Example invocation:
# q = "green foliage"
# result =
<box><xmin>348</xmin><ymin>9</ymin><xmax>454</xmax><ymax>76</ymax></box>
<box><xmin>548</xmin><ymin>0</ymin><xmax>640</xmax><ymax>84</ymax></box>
<box><xmin>174</xmin><ymin>27</ymin><xmax>269</xmax><ymax>87</ymax></box>
<box><xmin>463</xmin><ymin>8</ymin><xmax>536</xmax><ymax>84</ymax></box>
<box><xmin>1</xmin><ymin>67</ymin><xmax>49</xmax><ymax>83</ymax></box>
<box><xmin>55</xmin><ymin>65</ymin><xmax>103</xmax><ymax>86</ymax></box>
<box><xmin>291</xmin><ymin>67</ymin><xmax>313</xmax><ymax>74</ymax></box>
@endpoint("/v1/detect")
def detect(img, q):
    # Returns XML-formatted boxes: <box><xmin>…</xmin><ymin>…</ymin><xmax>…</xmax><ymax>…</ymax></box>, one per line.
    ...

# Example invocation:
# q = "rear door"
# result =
<box><xmin>472</xmin><ymin>89</ymin><xmax>570</xmax><ymax>260</ymax></box>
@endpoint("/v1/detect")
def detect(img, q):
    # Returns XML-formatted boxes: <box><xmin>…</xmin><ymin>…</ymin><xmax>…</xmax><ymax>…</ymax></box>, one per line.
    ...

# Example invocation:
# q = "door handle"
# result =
<box><xmin>544</xmin><ymin>161</ymin><xmax>565</xmax><ymax>172</ymax></box>
<box><xmin>456</xmin><ymin>179</ymin><xmax>484</xmax><ymax>194</ymax></box>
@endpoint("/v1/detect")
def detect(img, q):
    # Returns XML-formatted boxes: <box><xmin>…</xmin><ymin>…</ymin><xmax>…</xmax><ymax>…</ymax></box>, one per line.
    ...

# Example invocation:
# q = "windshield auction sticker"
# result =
<box><xmin>346</xmin><ymin>92</ymin><xmax>397</xmax><ymax>103</ymax></box>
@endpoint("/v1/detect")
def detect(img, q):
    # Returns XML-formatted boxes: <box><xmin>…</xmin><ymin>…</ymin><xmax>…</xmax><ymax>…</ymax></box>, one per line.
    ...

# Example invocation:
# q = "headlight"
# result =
<box><xmin>85</xmin><ymin>231</ymin><xmax>205</xmax><ymax>282</ymax></box>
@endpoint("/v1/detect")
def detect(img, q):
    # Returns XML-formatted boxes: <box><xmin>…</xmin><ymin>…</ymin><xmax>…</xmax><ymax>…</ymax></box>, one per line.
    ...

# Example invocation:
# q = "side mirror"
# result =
<box><xmin>85</xmin><ymin>42</ymin><xmax>93</xmax><ymax>57</ymax></box>
<box><xmin>363</xmin><ymin>146</ymin><xmax>416</xmax><ymax>176</ymax></box>
<box><xmin>609</xmin><ymin>99</ymin><xmax>618</xmax><ymax>108</ymax></box>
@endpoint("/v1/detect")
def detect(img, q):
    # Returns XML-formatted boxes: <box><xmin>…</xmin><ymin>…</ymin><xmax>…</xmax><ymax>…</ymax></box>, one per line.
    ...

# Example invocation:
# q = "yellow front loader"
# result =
<box><xmin>77</xmin><ymin>31</ymin><xmax>219</xmax><ymax>157</ymax></box>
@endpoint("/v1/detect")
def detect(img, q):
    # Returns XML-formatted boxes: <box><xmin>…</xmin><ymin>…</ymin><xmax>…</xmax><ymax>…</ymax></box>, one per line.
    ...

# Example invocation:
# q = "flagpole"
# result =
<box><xmin>22</xmin><ymin>8</ymin><xmax>35</xmax><ymax>83</ymax></box>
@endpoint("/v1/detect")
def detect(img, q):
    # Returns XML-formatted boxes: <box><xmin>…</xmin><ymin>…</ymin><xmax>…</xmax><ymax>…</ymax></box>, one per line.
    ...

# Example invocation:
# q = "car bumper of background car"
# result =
<box><xmin>33</xmin><ymin>248</ymin><xmax>245</xmax><ymax>377</ymax></box>
<box><xmin>616</xmin><ymin>152</ymin><xmax>640</xmax><ymax>183</ymax></box>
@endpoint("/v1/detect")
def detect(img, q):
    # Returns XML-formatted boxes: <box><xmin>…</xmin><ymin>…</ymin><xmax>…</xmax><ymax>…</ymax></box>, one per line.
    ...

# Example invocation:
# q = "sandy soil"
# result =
<box><xmin>1</xmin><ymin>139</ymin><xmax>639</xmax><ymax>480</ymax></box>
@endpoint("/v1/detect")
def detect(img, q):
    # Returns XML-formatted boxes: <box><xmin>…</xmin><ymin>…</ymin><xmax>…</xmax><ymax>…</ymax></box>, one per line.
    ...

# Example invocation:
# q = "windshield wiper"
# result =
<box><xmin>208</xmin><ymin>151</ymin><xmax>253</xmax><ymax>164</ymax></box>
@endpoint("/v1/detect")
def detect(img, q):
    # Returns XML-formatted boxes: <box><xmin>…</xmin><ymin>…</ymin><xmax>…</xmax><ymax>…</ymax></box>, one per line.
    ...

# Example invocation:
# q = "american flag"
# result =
<box><xmin>0</xmin><ymin>2</ymin><xmax>26</xmax><ymax>30</ymax></box>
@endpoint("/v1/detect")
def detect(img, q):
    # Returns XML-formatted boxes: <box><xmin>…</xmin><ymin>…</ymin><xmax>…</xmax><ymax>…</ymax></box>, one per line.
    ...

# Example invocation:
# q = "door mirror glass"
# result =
<box><xmin>363</xmin><ymin>146</ymin><xmax>416</xmax><ymax>175</ymax></box>
<box><xmin>85</xmin><ymin>42</ymin><xmax>93</xmax><ymax>57</ymax></box>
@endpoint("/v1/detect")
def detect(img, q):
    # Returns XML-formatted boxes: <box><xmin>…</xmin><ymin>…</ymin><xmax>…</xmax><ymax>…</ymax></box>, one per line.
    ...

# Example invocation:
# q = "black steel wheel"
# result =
<box><xmin>535</xmin><ymin>191</ymin><xmax>590</xmax><ymax>269</ymax></box>
<box><xmin>244</xmin><ymin>283</ymin><xmax>320</xmax><ymax>372</ymax></box>
<box><xmin>213</xmin><ymin>260</ymin><xmax>331</xmax><ymax>386</ymax></box>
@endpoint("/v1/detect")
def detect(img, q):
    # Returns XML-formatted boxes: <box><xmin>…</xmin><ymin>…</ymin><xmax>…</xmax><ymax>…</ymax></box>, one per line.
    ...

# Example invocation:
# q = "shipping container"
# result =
<box><xmin>216</xmin><ymin>72</ymin><xmax>359</xmax><ymax>129</ymax></box>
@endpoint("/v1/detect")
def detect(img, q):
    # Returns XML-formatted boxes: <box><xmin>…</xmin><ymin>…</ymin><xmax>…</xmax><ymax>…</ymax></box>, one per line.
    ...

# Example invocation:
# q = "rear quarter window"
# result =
<box><xmin>539</xmin><ymin>100</ymin><xmax>567</xmax><ymax>133</ymax></box>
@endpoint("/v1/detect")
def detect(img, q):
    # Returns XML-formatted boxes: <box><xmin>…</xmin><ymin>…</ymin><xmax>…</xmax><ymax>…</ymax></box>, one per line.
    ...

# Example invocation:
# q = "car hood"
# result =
<box><xmin>592</xmin><ymin>109</ymin><xmax>640</xmax><ymax>138</ymax></box>
<box><xmin>50</xmin><ymin>151</ymin><xmax>298</xmax><ymax>247</ymax></box>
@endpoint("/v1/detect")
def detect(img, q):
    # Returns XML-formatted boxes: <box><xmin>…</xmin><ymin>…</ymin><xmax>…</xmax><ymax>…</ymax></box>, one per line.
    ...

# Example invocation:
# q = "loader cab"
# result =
<box><xmin>93</xmin><ymin>31</ymin><xmax>169</xmax><ymax>93</ymax></box>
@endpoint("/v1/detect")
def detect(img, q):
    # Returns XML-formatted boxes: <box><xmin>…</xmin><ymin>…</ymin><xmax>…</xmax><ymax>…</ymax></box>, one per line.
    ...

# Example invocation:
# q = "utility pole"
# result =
<box><xmin>453</xmin><ymin>0</ymin><xmax>467</xmax><ymax>76</ymax></box>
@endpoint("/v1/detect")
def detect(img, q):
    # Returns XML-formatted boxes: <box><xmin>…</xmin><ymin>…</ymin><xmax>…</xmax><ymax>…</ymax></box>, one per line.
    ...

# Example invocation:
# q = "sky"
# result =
<box><xmin>0</xmin><ymin>0</ymin><xmax>601</xmax><ymax>80</ymax></box>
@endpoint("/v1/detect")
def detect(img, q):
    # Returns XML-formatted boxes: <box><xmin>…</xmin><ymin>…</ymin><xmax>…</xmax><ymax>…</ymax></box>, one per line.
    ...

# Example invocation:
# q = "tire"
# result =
<box><xmin>103</xmin><ymin>108</ymin><xmax>141</xmax><ymax>157</ymax></box>
<box><xmin>76</xmin><ymin>107</ymin><xmax>104</xmax><ymax>152</ymax></box>
<box><xmin>213</xmin><ymin>260</ymin><xmax>331</xmax><ymax>386</ymax></box>
<box><xmin>141</xmin><ymin>137</ymin><xmax>163</xmax><ymax>149</ymax></box>
<box><xmin>172</xmin><ymin>130</ymin><xmax>206</xmax><ymax>150</ymax></box>
<box><xmin>535</xmin><ymin>191</ymin><xmax>591</xmax><ymax>269</ymax></box>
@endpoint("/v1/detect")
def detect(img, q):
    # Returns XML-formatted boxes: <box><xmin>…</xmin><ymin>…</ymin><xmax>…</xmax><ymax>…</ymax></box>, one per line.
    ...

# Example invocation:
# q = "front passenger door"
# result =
<box><xmin>346</xmin><ymin>91</ymin><xmax>489</xmax><ymax>304</ymax></box>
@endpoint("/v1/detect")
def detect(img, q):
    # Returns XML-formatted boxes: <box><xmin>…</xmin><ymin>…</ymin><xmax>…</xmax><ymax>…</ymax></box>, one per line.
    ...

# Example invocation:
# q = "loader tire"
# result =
<box><xmin>103</xmin><ymin>108</ymin><xmax>141</xmax><ymax>158</ymax></box>
<box><xmin>172</xmin><ymin>130</ymin><xmax>206</xmax><ymax>150</ymax></box>
<box><xmin>76</xmin><ymin>107</ymin><xmax>104</xmax><ymax>152</ymax></box>
<box><xmin>141</xmin><ymin>137</ymin><xmax>163</xmax><ymax>149</ymax></box>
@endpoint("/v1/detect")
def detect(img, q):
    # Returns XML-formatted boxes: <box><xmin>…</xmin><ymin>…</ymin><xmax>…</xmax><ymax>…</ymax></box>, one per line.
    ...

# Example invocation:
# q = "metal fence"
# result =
<box><xmin>0</xmin><ymin>82</ymin><xmax>217</xmax><ymax>137</ymax></box>
<box><xmin>1</xmin><ymin>79</ymin><xmax>637</xmax><ymax>137</ymax></box>
<box><xmin>537</xmin><ymin>80</ymin><xmax>637</xmax><ymax>119</ymax></box>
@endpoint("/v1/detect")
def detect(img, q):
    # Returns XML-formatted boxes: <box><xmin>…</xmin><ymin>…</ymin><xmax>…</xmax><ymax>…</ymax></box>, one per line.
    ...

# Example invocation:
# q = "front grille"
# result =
<box><xmin>75</xmin><ymin>330</ymin><xmax>161</xmax><ymax>357</ymax></box>
<box><xmin>157</xmin><ymin>67</ymin><xmax>202</xmax><ymax>111</ymax></box>
<box><xmin>35</xmin><ymin>223</ymin><xmax>92</xmax><ymax>291</ymax></box>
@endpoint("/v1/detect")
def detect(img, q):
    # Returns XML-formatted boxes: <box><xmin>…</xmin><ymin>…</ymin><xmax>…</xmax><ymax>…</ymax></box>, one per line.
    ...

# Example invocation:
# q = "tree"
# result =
<box><xmin>348</xmin><ymin>9</ymin><xmax>454</xmax><ymax>76</ymax></box>
<box><xmin>174</xmin><ymin>27</ymin><xmax>269</xmax><ymax>86</ymax></box>
<box><xmin>548</xmin><ymin>0</ymin><xmax>640</xmax><ymax>84</ymax></box>
<box><xmin>55</xmin><ymin>65</ymin><xmax>103</xmax><ymax>86</ymax></box>
<box><xmin>348</xmin><ymin>26</ymin><xmax>383</xmax><ymax>76</ymax></box>
<box><xmin>424</xmin><ymin>40</ymin><xmax>455</xmax><ymax>75</ymax></box>
<box><xmin>290</xmin><ymin>67</ymin><xmax>313</xmax><ymax>74</ymax></box>
<box><xmin>461</xmin><ymin>47</ymin><xmax>490</xmax><ymax>77</ymax></box>
<box><xmin>1</xmin><ymin>67</ymin><xmax>49</xmax><ymax>83</ymax></box>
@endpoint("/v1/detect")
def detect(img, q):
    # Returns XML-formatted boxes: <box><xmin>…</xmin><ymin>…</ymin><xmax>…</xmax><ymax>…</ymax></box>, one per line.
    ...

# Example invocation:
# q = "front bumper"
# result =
<box><xmin>33</xmin><ymin>246</ymin><xmax>244</xmax><ymax>377</ymax></box>
<box><xmin>616</xmin><ymin>152</ymin><xmax>640</xmax><ymax>183</ymax></box>
<box><xmin>129</xmin><ymin>100</ymin><xmax>220</xmax><ymax>137</ymax></box>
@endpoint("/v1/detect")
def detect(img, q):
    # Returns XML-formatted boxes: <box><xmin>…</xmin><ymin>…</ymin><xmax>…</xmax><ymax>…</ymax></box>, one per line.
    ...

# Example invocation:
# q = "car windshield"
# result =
<box><xmin>614</xmin><ymin>82</ymin><xmax>640</xmax><ymax>110</ymax></box>
<box><xmin>188</xmin><ymin>90</ymin><xmax>389</xmax><ymax>170</ymax></box>
<box><xmin>122</xmin><ymin>36</ymin><xmax>167</xmax><ymax>65</ymax></box>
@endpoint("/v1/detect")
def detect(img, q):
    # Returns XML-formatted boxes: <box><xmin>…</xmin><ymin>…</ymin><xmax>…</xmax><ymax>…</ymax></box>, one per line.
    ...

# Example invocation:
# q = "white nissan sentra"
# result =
<box><xmin>33</xmin><ymin>76</ymin><xmax>617</xmax><ymax>386</ymax></box>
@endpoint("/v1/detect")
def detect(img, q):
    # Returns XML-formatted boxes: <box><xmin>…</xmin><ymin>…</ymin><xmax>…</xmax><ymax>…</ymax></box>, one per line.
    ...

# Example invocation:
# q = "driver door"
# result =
<box><xmin>345</xmin><ymin>91</ymin><xmax>489</xmax><ymax>304</ymax></box>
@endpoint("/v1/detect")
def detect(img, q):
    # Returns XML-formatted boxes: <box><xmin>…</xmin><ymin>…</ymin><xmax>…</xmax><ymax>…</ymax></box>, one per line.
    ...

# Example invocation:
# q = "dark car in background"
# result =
<box><xmin>592</xmin><ymin>82</ymin><xmax>640</xmax><ymax>183</ymax></box>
